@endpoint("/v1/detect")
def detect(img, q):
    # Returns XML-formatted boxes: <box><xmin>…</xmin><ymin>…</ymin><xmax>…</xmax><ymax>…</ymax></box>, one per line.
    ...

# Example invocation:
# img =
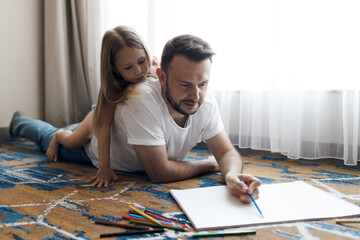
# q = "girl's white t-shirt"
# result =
<box><xmin>85</xmin><ymin>78</ymin><xmax>224</xmax><ymax>172</ymax></box>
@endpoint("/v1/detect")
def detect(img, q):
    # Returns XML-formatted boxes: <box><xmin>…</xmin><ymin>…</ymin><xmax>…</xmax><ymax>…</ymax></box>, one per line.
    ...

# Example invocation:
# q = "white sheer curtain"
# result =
<box><xmin>101</xmin><ymin>0</ymin><xmax>360</xmax><ymax>165</ymax></box>
<box><xmin>215</xmin><ymin>90</ymin><xmax>359</xmax><ymax>165</ymax></box>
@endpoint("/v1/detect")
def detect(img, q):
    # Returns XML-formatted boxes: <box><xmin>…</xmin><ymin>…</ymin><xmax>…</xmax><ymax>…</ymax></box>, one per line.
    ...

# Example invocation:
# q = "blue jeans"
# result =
<box><xmin>12</xmin><ymin>116</ymin><xmax>92</xmax><ymax>164</ymax></box>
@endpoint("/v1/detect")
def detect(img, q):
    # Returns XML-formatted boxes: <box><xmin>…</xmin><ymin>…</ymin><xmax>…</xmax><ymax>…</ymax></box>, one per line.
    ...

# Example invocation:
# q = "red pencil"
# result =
<box><xmin>145</xmin><ymin>210</ymin><xmax>191</xmax><ymax>229</ymax></box>
<box><xmin>121</xmin><ymin>215</ymin><xmax>176</xmax><ymax>227</ymax></box>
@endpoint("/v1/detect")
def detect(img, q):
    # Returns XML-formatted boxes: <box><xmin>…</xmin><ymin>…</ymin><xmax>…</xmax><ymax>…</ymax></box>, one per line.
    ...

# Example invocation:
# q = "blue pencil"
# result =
<box><xmin>129</xmin><ymin>211</ymin><xmax>175</xmax><ymax>225</ymax></box>
<box><xmin>129</xmin><ymin>214</ymin><xmax>180</xmax><ymax>226</ymax></box>
<box><xmin>240</xmin><ymin>178</ymin><xmax>264</xmax><ymax>218</ymax></box>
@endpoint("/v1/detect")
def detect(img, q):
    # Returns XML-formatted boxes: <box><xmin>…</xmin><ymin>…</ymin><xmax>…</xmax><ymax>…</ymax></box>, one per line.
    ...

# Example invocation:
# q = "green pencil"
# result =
<box><xmin>192</xmin><ymin>230</ymin><xmax>256</xmax><ymax>238</ymax></box>
<box><xmin>129</xmin><ymin>219</ymin><xmax>187</xmax><ymax>231</ymax></box>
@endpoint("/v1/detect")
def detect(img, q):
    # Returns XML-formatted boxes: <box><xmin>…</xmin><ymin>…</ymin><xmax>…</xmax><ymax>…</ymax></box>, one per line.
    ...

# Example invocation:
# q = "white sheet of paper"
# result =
<box><xmin>170</xmin><ymin>181</ymin><xmax>360</xmax><ymax>230</ymax></box>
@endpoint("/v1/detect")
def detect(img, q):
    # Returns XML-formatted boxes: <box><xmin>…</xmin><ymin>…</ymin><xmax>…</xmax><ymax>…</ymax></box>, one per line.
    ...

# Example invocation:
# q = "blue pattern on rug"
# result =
<box><xmin>1</xmin><ymin>141</ymin><xmax>360</xmax><ymax>239</ymax></box>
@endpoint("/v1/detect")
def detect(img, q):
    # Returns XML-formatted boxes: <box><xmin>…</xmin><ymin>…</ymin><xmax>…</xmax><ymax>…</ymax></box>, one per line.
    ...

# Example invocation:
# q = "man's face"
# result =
<box><xmin>158</xmin><ymin>55</ymin><xmax>212</xmax><ymax>117</ymax></box>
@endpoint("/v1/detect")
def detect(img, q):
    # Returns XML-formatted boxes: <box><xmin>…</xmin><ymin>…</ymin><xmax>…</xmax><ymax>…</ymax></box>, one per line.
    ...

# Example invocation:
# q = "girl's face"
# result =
<box><xmin>114</xmin><ymin>47</ymin><xmax>149</xmax><ymax>83</ymax></box>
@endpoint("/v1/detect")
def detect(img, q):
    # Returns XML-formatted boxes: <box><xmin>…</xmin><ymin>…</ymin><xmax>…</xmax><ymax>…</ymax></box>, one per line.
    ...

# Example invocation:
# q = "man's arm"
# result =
<box><xmin>206</xmin><ymin>130</ymin><xmax>261</xmax><ymax>203</ymax></box>
<box><xmin>133</xmin><ymin>145</ymin><xmax>219</xmax><ymax>183</ymax></box>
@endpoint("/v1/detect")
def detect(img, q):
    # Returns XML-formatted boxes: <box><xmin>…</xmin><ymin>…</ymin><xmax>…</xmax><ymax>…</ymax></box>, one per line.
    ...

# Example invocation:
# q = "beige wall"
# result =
<box><xmin>0</xmin><ymin>0</ymin><xmax>43</xmax><ymax>127</ymax></box>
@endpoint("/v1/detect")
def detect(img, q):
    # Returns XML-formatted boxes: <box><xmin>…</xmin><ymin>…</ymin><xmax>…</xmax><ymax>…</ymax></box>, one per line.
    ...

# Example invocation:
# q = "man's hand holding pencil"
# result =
<box><xmin>225</xmin><ymin>173</ymin><xmax>262</xmax><ymax>203</ymax></box>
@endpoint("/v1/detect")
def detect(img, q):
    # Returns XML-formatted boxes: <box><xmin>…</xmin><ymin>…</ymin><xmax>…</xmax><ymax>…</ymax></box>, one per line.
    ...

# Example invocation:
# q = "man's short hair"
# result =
<box><xmin>160</xmin><ymin>34</ymin><xmax>215</xmax><ymax>74</ymax></box>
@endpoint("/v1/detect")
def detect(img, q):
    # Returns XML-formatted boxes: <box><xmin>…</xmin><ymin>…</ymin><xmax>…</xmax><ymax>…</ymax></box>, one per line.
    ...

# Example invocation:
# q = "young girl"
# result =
<box><xmin>46</xmin><ymin>26</ymin><xmax>158</xmax><ymax>188</ymax></box>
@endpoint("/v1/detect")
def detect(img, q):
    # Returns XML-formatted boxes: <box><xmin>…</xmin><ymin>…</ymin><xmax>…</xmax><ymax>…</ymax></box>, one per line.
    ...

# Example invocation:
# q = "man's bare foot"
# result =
<box><xmin>46</xmin><ymin>130</ymin><xmax>62</xmax><ymax>161</ymax></box>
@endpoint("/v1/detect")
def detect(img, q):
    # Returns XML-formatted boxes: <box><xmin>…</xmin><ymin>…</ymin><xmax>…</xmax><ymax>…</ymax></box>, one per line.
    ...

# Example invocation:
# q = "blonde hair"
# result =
<box><xmin>91</xmin><ymin>26</ymin><xmax>151</xmax><ymax>136</ymax></box>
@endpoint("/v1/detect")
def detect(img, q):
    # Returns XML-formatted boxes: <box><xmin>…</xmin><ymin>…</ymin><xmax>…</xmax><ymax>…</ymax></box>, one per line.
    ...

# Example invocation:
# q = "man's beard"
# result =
<box><xmin>165</xmin><ymin>80</ymin><xmax>202</xmax><ymax>116</ymax></box>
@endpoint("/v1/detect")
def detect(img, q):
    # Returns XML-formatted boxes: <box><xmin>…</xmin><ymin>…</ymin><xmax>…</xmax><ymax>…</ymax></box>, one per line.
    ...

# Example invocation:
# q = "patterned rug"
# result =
<box><xmin>0</xmin><ymin>140</ymin><xmax>360</xmax><ymax>239</ymax></box>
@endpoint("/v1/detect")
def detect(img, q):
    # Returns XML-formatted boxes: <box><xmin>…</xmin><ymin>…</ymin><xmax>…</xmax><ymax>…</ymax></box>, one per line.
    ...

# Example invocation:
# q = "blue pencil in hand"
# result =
<box><xmin>240</xmin><ymin>178</ymin><xmax>264</xmax><ymax>218</ymax></box>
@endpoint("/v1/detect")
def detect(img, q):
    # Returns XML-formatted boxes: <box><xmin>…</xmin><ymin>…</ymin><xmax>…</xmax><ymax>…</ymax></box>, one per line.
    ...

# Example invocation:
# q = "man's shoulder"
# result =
<box><xmin>126</xmin><ymin>77</ymin><xmax>163</xmax><ymax>111</ymax></box>
<box><xmin>134</xmin><ymin>77</ymin><xmax>160</xmax><ymax>93</ymax></box>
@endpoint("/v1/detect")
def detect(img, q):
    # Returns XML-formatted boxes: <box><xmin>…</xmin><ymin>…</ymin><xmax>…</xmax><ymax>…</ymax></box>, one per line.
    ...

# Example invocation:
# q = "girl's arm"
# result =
<box><xmin>88</xmin><ymin>102</ymin><xmax>118</xmax><ymax>187</ymax></box>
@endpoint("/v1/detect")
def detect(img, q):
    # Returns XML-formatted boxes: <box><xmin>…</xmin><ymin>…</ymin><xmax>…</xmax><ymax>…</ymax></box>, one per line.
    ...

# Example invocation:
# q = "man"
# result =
<box><xmin>11</xmin><ymin>34</ymin><xmax>261</xmax><ymax>203</ymax></box>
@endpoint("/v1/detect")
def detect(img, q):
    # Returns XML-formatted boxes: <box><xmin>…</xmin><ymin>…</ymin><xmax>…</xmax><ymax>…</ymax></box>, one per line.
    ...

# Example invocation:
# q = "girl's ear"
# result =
<box><xmin>111</xmin><ymin>65</ymin><xmax>119</xmax><ymax>75</ymax></box>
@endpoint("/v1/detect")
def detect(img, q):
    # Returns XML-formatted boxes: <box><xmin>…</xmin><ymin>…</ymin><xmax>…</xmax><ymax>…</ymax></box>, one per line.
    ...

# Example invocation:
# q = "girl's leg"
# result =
<box><xmin>46</xmin><ymin>111</ymin><xmax>93</xmax><ymax>161</ymax></box>
<box><xmin>12</xmin><ymin>115</ymin><xmax>59</xmax><ymax>152</ymax></box>
<box><xmin>58</xmin><ymin>111</ymin><xmax>93</xmax><ymax>149</ymax></box>
<box><xmin>11</xmin><ymin>112</ymin><xmax>92</xmax><ymax>164</ymax></box>
<box><xmin>46</xmin><ymin>133</ymin><xmax>62</xmax><ymax>161</ymax></box>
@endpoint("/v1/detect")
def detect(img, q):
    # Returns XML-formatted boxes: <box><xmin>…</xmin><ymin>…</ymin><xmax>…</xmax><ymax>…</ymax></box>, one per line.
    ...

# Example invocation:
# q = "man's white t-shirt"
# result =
<box><xmin>85</xmin><ymin>78</ymin><xmax>224</xmax><ymax>172</ymax></box>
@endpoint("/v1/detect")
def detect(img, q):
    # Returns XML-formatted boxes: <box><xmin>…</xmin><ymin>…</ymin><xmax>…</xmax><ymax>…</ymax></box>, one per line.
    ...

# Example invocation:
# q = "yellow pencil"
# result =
<box><xmin>128</xmin><ymin>205</ymin><xmax>161</xmax><ymax>225</ymax></box>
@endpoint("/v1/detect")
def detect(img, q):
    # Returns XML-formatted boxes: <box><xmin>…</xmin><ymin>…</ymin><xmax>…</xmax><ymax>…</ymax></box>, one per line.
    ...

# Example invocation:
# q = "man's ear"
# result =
<box><xmin>156</xmin><ymin>68</ymin><xmax>166</xmax><ymax>84</ymax></box>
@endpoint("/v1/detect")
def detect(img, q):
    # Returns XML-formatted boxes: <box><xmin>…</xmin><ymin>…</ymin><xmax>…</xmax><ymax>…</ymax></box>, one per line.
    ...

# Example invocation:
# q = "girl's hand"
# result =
<box><xmin>87</xmin><ymin>167</ymin><xmax>118</xmax><ymax>187</ymax></box>
<box><xmin>147</xmin><ymin>56</ymin><xmax>160</xmax><ymax>79</ymax></box>
<box><xmin>152</xmin><ymin>55</ymin><xmax>160</xmax><ymax>67</ymax></box>
<box><xmin>148</xmin><ymin>66</ymin><xmax>158</xmax><ymax>78</ymax></box>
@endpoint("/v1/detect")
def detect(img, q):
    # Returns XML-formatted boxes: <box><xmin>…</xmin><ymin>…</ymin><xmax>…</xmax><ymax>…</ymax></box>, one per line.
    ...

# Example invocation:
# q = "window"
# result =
<box><xmin>101</xmin><ymin>0</ymin><xmax>360</xmax><ymax>90</ymax></box>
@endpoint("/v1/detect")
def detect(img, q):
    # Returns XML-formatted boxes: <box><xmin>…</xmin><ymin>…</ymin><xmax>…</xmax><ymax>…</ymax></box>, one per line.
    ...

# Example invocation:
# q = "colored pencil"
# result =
<box><xmin>240</xmin><ymin>178</ymin><xmax>264</xmax><ymax>218</ymax></box>
<box><xmin>130</xmin><ymin>209</ymin><xmax>190</xmax><ymax>228</ymax></box>
<box><xmin>129</xmin><ymin>210</ymin><xmax>175</xmax><ymax>225</ymax></box>
<box><xmin>336</xmin><ymin>219</ymin><xmax>360</xmax><ymax>224</ymax></box>
<box><xmin>124</xmin><ymin>215</ymin><xmax>180</xmax><ymax>227</ymax></box>
<box><xmin>95</xmin><ymin>220</ymin><xmax>153</xmax><ymax>230</ymax></box>
<box><xmin>134</xmin><ymin>214</ymin><xmax>176</xmax><ymax>225</ymax></box>
<box><xmin>123</xmin><ymin>215</ymin><xmax>147</xmax><ymax>222</ymax></box>
<box><xmin>126</xmin><ymin>216</ymin><xmax>180</xmax><ymax>228</ymax></box>
<box><xmin>128</xmin><ymin>205</ymin><xmax>162</xmax><ymax>225</ymax></box>
<box><xmin>130</xmin><ymin>213</ymin><xmax>181</xmax><ymax>226</ymax></box>
<box><xmin>99</xmin><ymin>228</ymin><xmax>166</xmax><ymax>238</ymax></box>
<box><xmin>129</xmin><ymin>219</ymin><xmax>187</xmax><ymax>231</ymax></box>
<box><xmin>145</xmin><ymin>210</ymin><xmax>191</xmax><ymax>229</ymax></box>
<box><xmin>191</xmin><ymin>230</ymin><xmax>256</xmax><ymax>238</ymax></box>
